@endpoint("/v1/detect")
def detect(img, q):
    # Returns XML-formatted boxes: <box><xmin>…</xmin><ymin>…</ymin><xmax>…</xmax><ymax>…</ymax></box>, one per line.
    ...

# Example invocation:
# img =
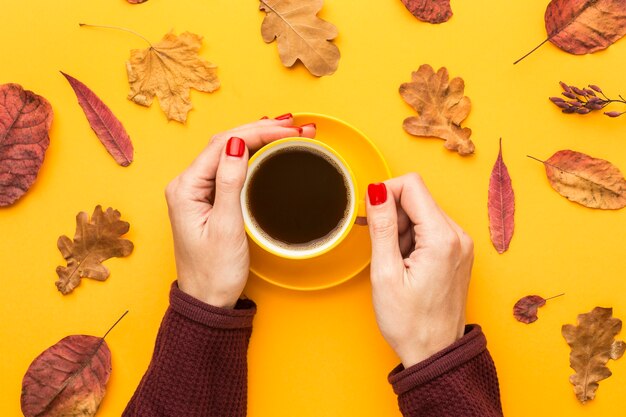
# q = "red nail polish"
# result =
<box><xmin>226</xmin><ymin>137</ymin><xmax>245</xmax><ymax>157</ymax></box>
<box><xmin>301</xmin><ymin>122</ymin><xmax>316</xmax><ymax>129</ymax></box>
<box><xmin>260</xmin><ymin>116</ymin><xmax>269</xmax><ymax>120</ymax></box>
<box><xmin>275</xmin><ymin>113</ymin><xmax>292</xmax><ymax>120</ymax></box>
<box><xmin>288</xmin><ymin>126</ymin><xmax>303</xmax><ymax>135</ymax></box>
<box><xmin>368</xmin><ymin>183</ymin><xmax>387</xmax><ymax>206</ymax></box>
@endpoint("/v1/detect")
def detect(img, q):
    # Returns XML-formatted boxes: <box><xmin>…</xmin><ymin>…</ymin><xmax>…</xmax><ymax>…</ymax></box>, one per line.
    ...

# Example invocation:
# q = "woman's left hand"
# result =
<box><xmin>165</xmin><ymin>115</ymin><xmax>316</xmax><ymax>308</ymax></box>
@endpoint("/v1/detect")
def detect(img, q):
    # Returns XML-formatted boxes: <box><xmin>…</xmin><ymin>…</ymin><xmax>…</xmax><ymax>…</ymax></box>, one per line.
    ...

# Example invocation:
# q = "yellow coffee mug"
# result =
<box><xmin>241</xmin><ymin>138</ymin><xmax>366</xmax><ymax>260</ymax></box>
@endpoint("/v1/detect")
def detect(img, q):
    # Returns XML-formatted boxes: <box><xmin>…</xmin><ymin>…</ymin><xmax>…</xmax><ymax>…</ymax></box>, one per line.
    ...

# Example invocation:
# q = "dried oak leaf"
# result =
<box><xmin>126</xmin><ymin>31</ymin><xmax>220</xmax><ymax>123</ymax></box>
<box><xmin>400</xmin><ymin>64</ymin><xmax>474</xmax><ymax>155</ymax></box>
<box><xmin>488</xmin><ymin>139</ymin><xmax>514</xmax><ymax>253</ymax></box>
<box><xmin>56</xmin><ymin>205</ymin><xmax>133</xmax><ymax>294</ymax></box>
<box><xmin>401</xmin><ymin>0</ymin><xmax>453</xmax><ymax>24</ymax></box>
<box><xmin>562</xmin><ymin>307</ymin><xmax>624</xmax><ymax>403</ymax></box>
<box><xmin>0</xmin><ymin>84</ymin><xmax>53</xmax><ymax>207</ymax></box>
<box><xmin>259</xmin><ymin>0</ymin><xmax>340</xmax><ymax>77</ymax></box>
<box><xmin>62</xmin><ymin>72</ymin><xmax>134</xmax><ymax>166</ymax></box>
<box><xmin>21</xmin><ymin>335</ymin><xmax>111</xmax><ymax>417</ymax></box>
<box><xmin>531</xmin><ymin>150</ymin><xmax>626</xmax><ymax>209</ymax></box>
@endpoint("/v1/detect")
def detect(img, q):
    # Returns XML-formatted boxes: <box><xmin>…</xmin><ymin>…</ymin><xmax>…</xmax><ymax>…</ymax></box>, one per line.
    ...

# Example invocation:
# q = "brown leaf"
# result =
<box><xmin>56</xmin><ymin>206</ymin><xmax>134</xmax><ymax>294</ymax></box>
<box><xmin>126</xmin><ymin>31</ymin><xmax>220</xmax><ymax>123</ymax></box>
<box><xmin>259</xmin><ymin>0</ymin><xmax>340</xmax><ymax>77</ymax></box>
<box><xmin>127</xmin><ymin>0</ymin><xmax>148</xmax><ymax>3</ymax></box>
<box><xmin>399</xmin><ymin>65</ymin><xmax>474</xmax><ymax>155</ymax></box>
<box><xmin>0</xmin><ymin>84</ymin><xmax>53</xmax><ymax>206</ymax></box>
<box><xmin>612</xmin><ymin>340</ymin><xmax>626</xmax><ymax>360</ymax></box>
<box><xmin>562</xmin><ymin>307</ymin><xmax>624</xmax><ymax>403</ymax></box>
<box><xmin>488</xmin><ymin>139</ymin><xmax>515</xmax><ymax>253</ymax></box>
<box><xmin>400</xmin><ymin>0</ymin><xmax>453</xmax><ymax>24</ymax></box>
<box><xmin>529</xmin><ymin>150</ymin><xmax>626</xmax><ymax>209</ymax></box>
<box><xmin>513</xmin><ymin>295</ymin><xmax>546</xmax><ymax>324</ymax></box>
<box><xmin>61</xmin><ymin>72</ymin><xmax>134</xmax><ymax>166</ymax></box>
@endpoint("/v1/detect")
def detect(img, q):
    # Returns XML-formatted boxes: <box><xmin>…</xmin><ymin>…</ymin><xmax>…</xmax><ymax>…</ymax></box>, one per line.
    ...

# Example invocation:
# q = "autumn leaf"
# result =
<box><xmin>126</xmin><ymin>31</ymin><xmax>220</xmax><ymax>123</ymax></box>
<box><xmin>399</xmin><ymin>65</ymin><xmax>474</xmax><ymax>155</ymax></box>
<box><xmin>528</xmin><ymin>150</ymin><xmax>626</xmax><ymax>209</ymax></box>
<box><xmin>562</xmin><ymin>307</ymin><xmax>624</xmax><ymax>403</ymax></box>
<box><xmin>61</xmin><ymin>72</ymin><xmax>134</xmax><ymax>166</ymax></box>
<box><xmin>513</xmin><ymin>293</ymin><xmax>564</xmax><ymax>324</ymax></box>
<box><xmin>56</xmin><ymin>206</ymin><xmax>134</xmax><ymax>295</ymax></box>
<box><xmin>0</xmin><ymin>84</ymin><xmax>53</xmax><ymax>207</ymax></box>
<box><xmin>488</xmin><ymin>139</ymin><xmax>514</xmax><ymax>253</ymax></box>
<box><xmin>127</xmin><ymin>0</ymin><xmax>147</xmax><ymax>3</ymax></box>
<box><xmin>515</xmin><ymin>0</ymin><xmax>626</xmax><ymax>64</ymax></box>
<box><xmin>21</xmin><ymin>311</ymin><xmax>127</xmax><ymax>417</ymax></box>
<box><xmin>259</xmin><ymin>0</ymin><xmax>340</xmax><ymax>77</ymax></box>
<box><xmin>400</xmin><ymin>0</ymin><xmax>452</xmax><ymax>24</ymax></box>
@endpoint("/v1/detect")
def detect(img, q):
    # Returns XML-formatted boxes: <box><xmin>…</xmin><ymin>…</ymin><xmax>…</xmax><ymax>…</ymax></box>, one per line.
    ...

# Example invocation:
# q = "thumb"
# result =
<box><xmin>212</xmin><ymin>137</ymin><xmax>249</xmax><ymax>220</ymax></box>
<box><xmin>366</xmin><ymin>182</ymin><xmax>403</xmax><ymax>281</ymax></box>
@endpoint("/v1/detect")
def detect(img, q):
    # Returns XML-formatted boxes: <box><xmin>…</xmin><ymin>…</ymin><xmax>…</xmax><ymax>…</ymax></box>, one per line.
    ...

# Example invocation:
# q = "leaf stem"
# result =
<box><xmin>545</xmin><ymin>293</ymin><xmax>565</xmax><ymax>301</ymax></box>
<box><xmin>102</xmin><ymin>310</ymin><xmax>129</xmax><ymax>339</ymax></box>
<box><xmin>514</xmin><ymin>38</ymin><xmax>549</xmax><ymax>65</ymax></box>
<box><xmin>526</xmin><ymin>155</ymin><xmax>545</xmax><ymax>163</ymax></box>
<box><xmin>79</xmin><ymin>23</ymin><xmax>153</xmax><ymax>47</ymax></box>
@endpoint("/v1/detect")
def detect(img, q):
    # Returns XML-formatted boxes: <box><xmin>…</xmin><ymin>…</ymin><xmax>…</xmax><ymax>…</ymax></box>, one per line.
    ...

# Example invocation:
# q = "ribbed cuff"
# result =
<box><xmin>388</xmin><ymin>324</ymin><xmax>486</xmax><ymax>395</ymax></box>
<box><xmin>169</xmin><ymin>281</ymin><xmax>256</xmax><ymax>329</ymax></box>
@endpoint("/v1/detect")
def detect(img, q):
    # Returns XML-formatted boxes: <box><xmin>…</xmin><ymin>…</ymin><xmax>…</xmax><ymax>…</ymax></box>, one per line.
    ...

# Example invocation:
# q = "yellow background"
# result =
<box><xmin>1</xmin><ymin>0</ymin><xmax>625</xmax><ymax>416</ymax></box>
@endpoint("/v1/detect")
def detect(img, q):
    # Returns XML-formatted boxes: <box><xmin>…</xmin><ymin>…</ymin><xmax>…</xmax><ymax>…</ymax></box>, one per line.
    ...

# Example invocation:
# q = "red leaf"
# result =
<box><xmin>488</xmin><ymin>139</ymin><xmax>515</xmax><ymax>253</ymax></box>
<box><xmin>61</xmin><ymin>72</ymin><xmax>134</xmax><ymax>167</ymax></box>
<box><xmin>0</xmin><ymin>84</ymin><xmax>53</xmax><ymax>206</ymax></box>
<box><xmin>128</xmin><ymin>0</ymin><xmax>148</xmax><ymax>3</ymax></box>
<box><xmin>21</xmin><ymin>335</ymin><xmax>111</xmax><ymax>417</ymax></box>
<box><xmin>400</xmin><ymin>0</ymin><xmax>452</xmax><ymax>24</ymax></box>
<box><xmin>514</xmin><ymin>295</ymin><xmax>546</xmax><ymax>324</ymax></box>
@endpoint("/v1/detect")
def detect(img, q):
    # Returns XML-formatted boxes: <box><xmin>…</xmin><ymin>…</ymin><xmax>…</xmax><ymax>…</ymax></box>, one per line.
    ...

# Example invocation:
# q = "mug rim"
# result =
<box><xmin>241</xmin><ymin>138</ymin><xmax>359</xmax><ymax>260</ymax></box>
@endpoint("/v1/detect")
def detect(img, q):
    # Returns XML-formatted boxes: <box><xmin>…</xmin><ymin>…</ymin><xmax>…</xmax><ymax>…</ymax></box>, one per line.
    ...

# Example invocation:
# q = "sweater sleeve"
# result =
<box><xmin>123</xmin><ymin>282</ymin><xmax>256</xmax><ymax>417</ymax></box>
<box><xmin>389</xmin><ymin>325</ymin><xmax>503</xmax><ymax>417</ymax></box>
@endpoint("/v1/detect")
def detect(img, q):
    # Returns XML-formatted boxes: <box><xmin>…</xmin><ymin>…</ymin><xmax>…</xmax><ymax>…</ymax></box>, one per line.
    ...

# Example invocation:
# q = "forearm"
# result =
<box><xmin>123</xmin><ymin>282</ymin><xmax>256</xmax><ymax>417</ymax></box>
<box><xmin>390</xmin><ymin>325</ymin><xmax>503</xmax><ymax>417</ymax></box>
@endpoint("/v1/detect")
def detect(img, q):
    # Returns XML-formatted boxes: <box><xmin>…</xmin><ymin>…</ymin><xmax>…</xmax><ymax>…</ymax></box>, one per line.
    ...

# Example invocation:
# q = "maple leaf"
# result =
<box><xmin>488</xmin><ymin>139</ymin><xmax>514</xmax><ymax>253</ymax></box>
<box><xmin>0</xmin><ymin>83</ymin><xmax>53</xmax><ymax>207</ymax></box>
<box><xmin>400</xmin><ymin>0</ymin><xmax>453</xmax><ymax>24</ymax></box>
<box><xmin>399</xmin><ymin>64</ymin><xmax>474</xmax><ymax>155</ymax></box>
<box><xmin>259</xmin><ymin>0</ymin><xmax>340</xmax><ymax>77</ymax></box>
<box><xmin>515</xmin><ymin>0</ymin><xmax>626</xmax><ymax>64</ymax></box>
<box><xmin>126</xmin><ymin>31</ymin><xmax>220</xmax><ymax>123</ymax></box>
<box><xmin>56</xmin><ymin>206</ymin><xmax>134</xmax><ymax>295</ymax></box>
<box><xmin>562</xmin><ymin>307</ymin><xmax>624</xmax><ymax>403</ymax></box>
<box><xmin>528</xmin><ymin>150</ymin><xmax>626</xmax><ymax>210</ymax></box>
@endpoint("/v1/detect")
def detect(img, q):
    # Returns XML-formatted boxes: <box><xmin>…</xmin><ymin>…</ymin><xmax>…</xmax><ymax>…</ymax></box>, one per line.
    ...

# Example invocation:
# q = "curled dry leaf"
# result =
<box><xmin>127</xmin><ymin>0</ymin><xmax>148</xmax><ymax>3</ymax></box>
<box><xmin>400</xmin><ymin>64</ymin><xmax>474</xmax><ymax>155</ymax></box>
<box><xmin>21</xmin><ymin>312</ymin><xmax>127</xmax><ymax>417</ymax></box>
<box><xmin>127</xmin><ymin>31</ymin><xmax>220</xmax><ymax>123</ymax></box>
<box><xmin>61</xmin><ymin>72</ymin><xmax>134</xmax><ymax>166</ymax></box>
<box><xmin>488</xmin><ymin>139</ymin><xmax>514</xmax><ymax>253</ymax></box>
<box><xmin>400</xmin><ymin>0</ymin><xmax>452</xmax><ymax>24</ymax></box>
<box><xmin>0</xmin><ymin>84</ymin><xmax>53</xmax><ymax>207</ymax></box>
<box><xmin>529</xmin><ymin>150</ymin><xmax>626</xmax><ymax>209</ymax></box>
<box><xmin>56</xmin><ymin>205</ymin><xmax>134</xmax><ymax>294</ymax></box>
<box><xmin>259</xmin><ymin>0</ymin><xmax>340</xmax><ymax>77</ymax></box>
<box><xmin>515</xmin><ymin>0</ymin><xmax>626</xmax><ymax>64</ymax></box>
<box><xmin>513</xmin><ymin>293</ymin><xmax>563</xmax><ymax>324</ymax></box>
<box><xmin>562</xmin><ymin>307</ymin><xmax>624</xmax><ymax>403</ymax></box>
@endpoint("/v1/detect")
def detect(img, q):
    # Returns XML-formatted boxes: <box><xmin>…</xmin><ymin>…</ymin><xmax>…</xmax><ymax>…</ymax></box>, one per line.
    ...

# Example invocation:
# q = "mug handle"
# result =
<box><xmin>355</xmin><ymin>200</ymin><xmax>368</xmax><ymax>226</ymax></box>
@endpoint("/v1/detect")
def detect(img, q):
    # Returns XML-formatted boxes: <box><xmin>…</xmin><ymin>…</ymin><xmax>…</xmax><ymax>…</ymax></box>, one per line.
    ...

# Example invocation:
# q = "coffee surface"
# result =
<box><xmin>247</xmin><ymin>148</ymin><xmax>349</xmax><ymax>246</ymax></box>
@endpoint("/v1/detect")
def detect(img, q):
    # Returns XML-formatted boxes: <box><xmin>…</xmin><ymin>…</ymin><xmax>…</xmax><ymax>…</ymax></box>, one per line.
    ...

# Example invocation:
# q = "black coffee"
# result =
<box><xmin>247</xmin><ymin>147</ymin><xmax>350</xmax><ymax>247</ymax></box>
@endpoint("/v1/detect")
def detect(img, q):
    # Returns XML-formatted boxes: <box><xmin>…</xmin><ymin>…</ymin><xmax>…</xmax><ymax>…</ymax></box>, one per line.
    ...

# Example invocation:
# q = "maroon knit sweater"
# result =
<box><xmin>123</xmin><ymin>283</ymin><xmax>503</xmax><ymax>417</ymax></box>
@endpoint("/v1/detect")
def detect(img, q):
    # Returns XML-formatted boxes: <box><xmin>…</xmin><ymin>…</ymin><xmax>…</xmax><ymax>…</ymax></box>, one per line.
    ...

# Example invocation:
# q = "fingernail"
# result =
<box><xmin>301</xmin><ymin>122</ymin><xmax>316</xmax><ymax>129</ymax></box>
<box><xmin>368</xmin><ymin>183</ymin><xmax>387</xmax><ymax>206</ymax></box>
<box><xmin>288</xmin><ymin>126</ymin><xmax>303</xmax><ymax>135</ymax></box>
<box><xmin>226</xmin><ymin>137</ymin><xmax>245</xmax><ymax>157</ymax></box>
<box><xmin>275</xmin><ymin>113</ymin><xmax>292</xmax><ymax>120</ymax></box>
<box><xmin>260</xmin><ymin>116</ymin><xmax>269</xmax><ymax>120</ymax></box>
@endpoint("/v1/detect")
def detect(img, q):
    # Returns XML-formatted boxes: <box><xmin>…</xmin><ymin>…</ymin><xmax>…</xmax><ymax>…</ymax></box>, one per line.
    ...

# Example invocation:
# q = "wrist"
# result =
<box><xmin>177</xmin><ymin>280</ymin><xmax>238</xmax><ymax>309</ymax></box>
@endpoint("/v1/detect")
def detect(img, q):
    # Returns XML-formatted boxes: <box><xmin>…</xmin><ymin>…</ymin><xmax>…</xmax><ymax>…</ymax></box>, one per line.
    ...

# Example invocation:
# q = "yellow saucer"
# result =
<box><xmin>249</xmin><ymin>113</ymin><xmax>392</xmax><ymax>291</ymax></box>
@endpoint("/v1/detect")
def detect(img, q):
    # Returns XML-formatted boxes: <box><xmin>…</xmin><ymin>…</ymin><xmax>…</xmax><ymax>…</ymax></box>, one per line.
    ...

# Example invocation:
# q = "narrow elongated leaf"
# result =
<box><xmin>400</xmin><ymin>0</ymin><xmax>452</xmax><ymax>24</ymax></box>
<box><xmin>21</xmin><ymin>335</ymin><xmax>111</xmax><ymax>417</ymax></box>
<box><xmin>0</xmin><ymin>84</ymin><xmax>53</xmax><ymax>206</ymax></box>
<box><xmin>62</xmin><ymin>72</ymin><xmax>133</xmax><ymax>166</ymax></box>
<box><xmin>531</xmin><ymin>150</ymin><xmax>626</xmax><ymax>209</ymax></box>
<box><xmin>488</xmin><ymin>139</ymin><xmax>514</xmax><ymax>253</ymax></box>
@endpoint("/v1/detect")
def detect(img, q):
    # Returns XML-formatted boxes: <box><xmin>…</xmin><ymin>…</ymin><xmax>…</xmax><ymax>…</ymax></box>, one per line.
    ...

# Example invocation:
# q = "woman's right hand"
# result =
<box><xmin>365</xmin><ymin>174</ymin><xmax>474</xmax><ymax>368</ymax></box>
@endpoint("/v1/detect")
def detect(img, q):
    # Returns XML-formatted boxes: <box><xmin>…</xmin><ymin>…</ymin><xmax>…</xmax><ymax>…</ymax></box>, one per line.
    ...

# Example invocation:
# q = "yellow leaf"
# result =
<box><xmin>126</xmin><ymin>31</ymin><xmax>220</xmax><ymax>123</ymax></box>
<box><xmin>259</xmin><ymin>0</ymin><xmax>340</xmax><ymax>77</ymax></box>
